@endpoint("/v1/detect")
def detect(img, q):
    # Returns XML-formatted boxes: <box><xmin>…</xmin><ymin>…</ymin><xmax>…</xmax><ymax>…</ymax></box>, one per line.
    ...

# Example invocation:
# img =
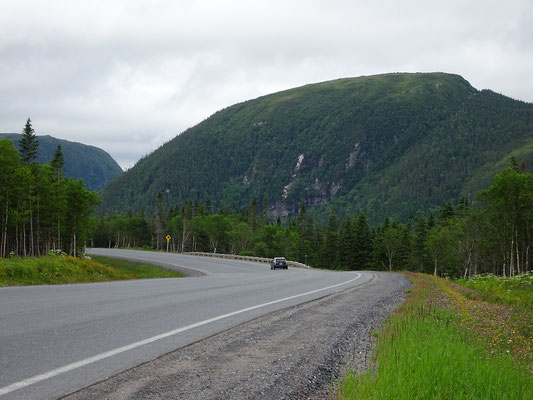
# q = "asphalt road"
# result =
<box><xmin>0</xmin><ymin>249</ymin><xmax>374</xmax><ymax>400</ymax></box>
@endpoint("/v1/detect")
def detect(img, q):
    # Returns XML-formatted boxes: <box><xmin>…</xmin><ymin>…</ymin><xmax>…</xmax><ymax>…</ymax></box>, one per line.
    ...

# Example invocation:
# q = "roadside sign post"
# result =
<box><xmin>165</xmin><ymin>235</ymin><xmax>171</xmax><ymax>252</ymax></box>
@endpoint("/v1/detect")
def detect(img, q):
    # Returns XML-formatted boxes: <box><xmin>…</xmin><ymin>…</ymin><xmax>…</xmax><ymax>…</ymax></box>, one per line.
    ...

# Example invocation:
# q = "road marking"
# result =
<box><xmin>0</xmin><ymin>272</ymin><xmax>362</xmax><ymax>396</ymax></box>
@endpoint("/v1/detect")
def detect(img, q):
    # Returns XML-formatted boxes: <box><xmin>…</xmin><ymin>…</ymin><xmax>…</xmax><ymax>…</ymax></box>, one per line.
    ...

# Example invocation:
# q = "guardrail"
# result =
<box><xmin>183</xmin><ymin>252</ymin><xmax>310</xmax><ymax>269</ymax></box>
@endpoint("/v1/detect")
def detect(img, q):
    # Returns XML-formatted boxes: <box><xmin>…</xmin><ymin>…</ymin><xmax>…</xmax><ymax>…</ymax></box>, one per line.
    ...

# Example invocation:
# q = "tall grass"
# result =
<box><xmin>90</xmin><ymin>256</ymin><xmax>183</xmax><ymax>279</ymax></box>
<box><xmin>0</xmin><ymin>255</ymin><xmax>182</xmax><ymax>286</ymax></box>
<box><xmin>456</xmin><ymin>273</ymin><xmax>533</xmax><ymax>311</ymax></box>
<box><xmin>338</xmin><ymin>273</ymin><xmax>532</xmax><ymax>399</ymax></box>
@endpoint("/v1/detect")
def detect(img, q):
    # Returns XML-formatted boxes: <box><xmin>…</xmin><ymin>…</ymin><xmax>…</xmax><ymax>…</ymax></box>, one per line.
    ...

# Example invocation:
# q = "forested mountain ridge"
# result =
<box><xmin>99</xmin><ymin>72</ymin><xmax>533</xmax><ymax>221</ymax></box>
<box><xmin>0</xmin><ymin>133</ymin><xmax>122</xmax><ymax>191</ymax></box>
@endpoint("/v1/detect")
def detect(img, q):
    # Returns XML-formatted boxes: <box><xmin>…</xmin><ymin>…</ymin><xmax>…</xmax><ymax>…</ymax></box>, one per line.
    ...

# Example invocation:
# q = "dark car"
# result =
<box><xmin>271</xmin><ymin>257</ymin><xmax>288</xmax><ymax>270</ymax></box>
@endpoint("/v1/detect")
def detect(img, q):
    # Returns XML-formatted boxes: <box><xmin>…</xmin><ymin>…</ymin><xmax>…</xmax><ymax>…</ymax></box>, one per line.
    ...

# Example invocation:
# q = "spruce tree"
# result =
<box><xmin>354</xmin><ymin>213</ymin><xmax>372</xmax><ymax>269</ymax></box>
<box><xmin>219</xmin><ymin>196</ymin><xmax>231</xmax><ymax>216</ymax></box>
<box><xmin>19</xmin><ymin>118</ymin><xmax>39</xmax><ymax>164</ymax></box>
<box><xmin>319</xmin><ymin>210</ymin><xmax>339</xmax><ymax>268</ymax></box>
<box><xmin>338</xmin><ymin>218</ymin><xmax>354</xmax><ymax>269</ymax></box>
<box><xmin>50</xmin><ymin>145</ymin><xmax>65</xmax><ymax>178</ymax></box>
<box><xmin>50</xmin><ymin>144</ymin><xmax>65</xmax><ymax>250</ymax></box>
<box><xmin>438</xmin><ymin>201</ymin><xmax>455</xmax><ymax>224</ymax></box>
<box><xmin>248</xmin><ymin>198</ymin><xmax>258</xmax><ymax>230</ymax></box>
<box><xmin>205</xmin><ymin>196</ymin><xmax>213</xmax><ymax>215</ymax></box>
<box><xmin>155</xmin><ymin>192</ymin><xmax>165</xmax><ymax>250</ymax></box>
<box><xmin>297</xmin><ymin>201</ymin><xmax>307</xmax><ymax>229</ymax></box>
<box><xmin>262</xmin><ymin>195</ymin><xmax>269</xmax><ymax>217</ymax></box>
<box><xmin>18</xmin><ymin>118</ymin><xmax>39</xmax><ymax>256</ymax></box>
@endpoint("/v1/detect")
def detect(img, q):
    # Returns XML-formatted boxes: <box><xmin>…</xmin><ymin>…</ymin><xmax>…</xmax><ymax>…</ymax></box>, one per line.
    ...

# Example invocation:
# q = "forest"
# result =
<box><xmin>2</xmin><ymin>119</ymin><xmax>531</xmax><ymax>279</ymax></box>
<box><xmin>91</xmin><ymin>160</ymin><xmax>532</xmax><ymax>278</ymax></box>
<box><xmin>99</xmin><ymin>73</ymin><xmax>533</xmax><ymax>223</ymax></box>
<box><xmin>0</xmin><ymin>132</ymin><xmax>123</xmax><ymax>191</ymax></box>
<box><xmin>0</xmin><ymin>119</ymin><xmax>100</xmax><ymax>258</ymax></box>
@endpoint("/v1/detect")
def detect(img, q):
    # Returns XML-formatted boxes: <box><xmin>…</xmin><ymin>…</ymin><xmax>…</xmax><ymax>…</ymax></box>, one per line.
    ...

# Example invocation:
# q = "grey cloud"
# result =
<box><xmin>1</xmin><ymin>0</ymin><xmax>532</xmax><ymax>169</ymax></box>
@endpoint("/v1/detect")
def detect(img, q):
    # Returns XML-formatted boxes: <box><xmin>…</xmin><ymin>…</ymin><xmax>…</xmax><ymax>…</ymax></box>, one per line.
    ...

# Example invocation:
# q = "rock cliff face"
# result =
<box><xmin>99</xmin><ymin>73</ymin><xmax>533</xmax><ymax>221</ymax></box>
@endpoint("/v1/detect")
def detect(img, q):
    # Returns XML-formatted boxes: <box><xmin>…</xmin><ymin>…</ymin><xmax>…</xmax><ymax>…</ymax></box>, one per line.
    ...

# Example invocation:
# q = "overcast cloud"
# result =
<box><xmin>1</xmin><ymin>0</ymin><xmax>532</xmax><ymax>169</ymax></box>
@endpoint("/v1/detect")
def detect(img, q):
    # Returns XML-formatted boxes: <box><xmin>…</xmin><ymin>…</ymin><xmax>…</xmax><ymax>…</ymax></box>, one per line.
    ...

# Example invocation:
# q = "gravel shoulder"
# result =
<box><xmin>62</xmin><ymin>272</ymin><xmax>411</xmax><ymax>400</ymax></box>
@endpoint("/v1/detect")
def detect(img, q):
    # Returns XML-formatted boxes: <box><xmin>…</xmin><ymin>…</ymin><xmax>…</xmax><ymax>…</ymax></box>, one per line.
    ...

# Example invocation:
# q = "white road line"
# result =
<box><xmin>0</xmin><ymin>272</ymin><xmax>362</xmax><ymax>397</ymax></box>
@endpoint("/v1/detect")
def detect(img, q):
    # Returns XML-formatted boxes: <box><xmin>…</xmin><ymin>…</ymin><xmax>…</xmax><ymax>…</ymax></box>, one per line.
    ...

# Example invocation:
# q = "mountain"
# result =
<box><xmin>99</xmin><ymin>72</ymin><xmax>533</xmax><ymax>221</ymax></box>
<box><xmin>0</xmin><ymin>133</ymin><xmax>123</xmax><ymax>191</ymax></box>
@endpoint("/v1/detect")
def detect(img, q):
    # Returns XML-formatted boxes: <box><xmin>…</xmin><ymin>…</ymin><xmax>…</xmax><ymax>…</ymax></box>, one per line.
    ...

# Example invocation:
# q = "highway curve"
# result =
<box><xmin>0</xmin><ymin>249</ymin><xmax>409</xmax><ymax>399</ymax></box>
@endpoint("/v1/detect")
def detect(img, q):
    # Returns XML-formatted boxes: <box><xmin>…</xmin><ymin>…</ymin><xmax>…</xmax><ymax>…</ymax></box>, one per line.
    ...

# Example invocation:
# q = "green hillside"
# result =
<box><xmin>0</xmin><ymin>133</ymin><xmax>122</xmax><ymax>191</ymax></box>
<box><xmin>99</xmin><ymin>72</ymin><xmax>533</xmax><ymax>221</ymax></box>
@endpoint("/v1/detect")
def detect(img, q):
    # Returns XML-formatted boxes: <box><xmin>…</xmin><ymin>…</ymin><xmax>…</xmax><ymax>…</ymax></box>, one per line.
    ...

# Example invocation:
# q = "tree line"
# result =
<box><xmin>2</xmin><ymin>118</ymin><xmax>530</xmax><ymax>277</ymax></box>
<box><xmin>0</xmin><ymin>119</ymin><xmax>100</xmax><ymax>258</ymax></box>
<box><xmin>91</xmin><ymin>161</ymin><xmax>532</xmax><ymax>278</ymax></box>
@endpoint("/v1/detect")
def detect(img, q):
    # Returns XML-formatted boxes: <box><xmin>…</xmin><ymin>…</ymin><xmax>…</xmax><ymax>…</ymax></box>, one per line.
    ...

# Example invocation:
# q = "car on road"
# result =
<box><xmin>270</xmin><ymin>257</ymin><xmax>288</xmax><ymax>270</ymax></box>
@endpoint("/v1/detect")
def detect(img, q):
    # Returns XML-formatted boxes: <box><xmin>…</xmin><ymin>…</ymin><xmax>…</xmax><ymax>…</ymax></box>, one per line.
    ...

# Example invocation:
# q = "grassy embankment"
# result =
<box><xmin>338</xmin><ymin>272</ymin><xmax>532</xmax><ymax>399</ymax></box>
<box><xmin>0</xmin><ymin>255</ymin><xmax>182</xmax><ymax>286</ymax></box>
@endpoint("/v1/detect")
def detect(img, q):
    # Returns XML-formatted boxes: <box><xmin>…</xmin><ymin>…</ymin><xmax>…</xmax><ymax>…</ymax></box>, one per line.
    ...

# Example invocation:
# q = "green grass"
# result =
<box><xmin>90</xmin><ymin>256</ymin><xmax>182</xmax><ymax>279</ymax></box>
<box><xmin>456</xmin><ymin>273</ymin><xmax>533</xmax><ymax>311</ymax></box>
<box><xmin>337</xmin><ymin>273</ymin><xmax>532</xmax><ymax>399</ymax></box>
<box><xmin>0</xmin><ymin>255</ymin><xmax>182</xmax><ymax>286</ymax></box>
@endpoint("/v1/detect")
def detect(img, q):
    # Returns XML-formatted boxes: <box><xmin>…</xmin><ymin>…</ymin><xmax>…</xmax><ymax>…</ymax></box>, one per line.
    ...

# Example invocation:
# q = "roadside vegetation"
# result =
<box><xmin>0</xmin><ymin>254</ymin><xmax>182</xmax><ymax>286</ymax></box>
<box><xmin>1</xmin><ymin>119</ymin><xmax>100</xmax><ymax>259</ymax></box>
<box><xmin>337</xmin><ymin>273</ymin><xmax>532</xmax><ymax>399</ymax></box>
<box><xmin>2</xmin><ymin>118</ymin><xmax>531</xmax><ymax>284</ymax></box>
<box><xmin>90</xmin><ymin>256</ymin><xmax>182</xmax><ymax>279</ymax></box>
<box><xmin>92</xmin><ymin>162</ymin><xmax>532</xmax><ymax>281</ymax></box>
<box><xmin>456</xmin><ymin>273</ymin><xmax>533</xmax><ymax>311</ymax></box>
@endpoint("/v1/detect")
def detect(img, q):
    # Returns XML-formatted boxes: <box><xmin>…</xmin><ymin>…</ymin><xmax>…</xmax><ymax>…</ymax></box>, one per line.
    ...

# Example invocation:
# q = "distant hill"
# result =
<box><xmin>99</xmin><ymin>72</ymin><xmax>533</xmax><ymax>221</ymax></box>
<box><xmin>0</xmin><ymin>133</ymin><xmax>123</xmax><ymax>191</ymax></box>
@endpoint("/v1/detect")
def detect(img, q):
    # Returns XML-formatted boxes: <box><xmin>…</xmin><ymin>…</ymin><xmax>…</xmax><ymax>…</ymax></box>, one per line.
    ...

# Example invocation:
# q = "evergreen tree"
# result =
<box><xmin>248</xmin><ymin>198</ymin><xmax>258</xmax><ymax>230</ymax></box>
<box><xmin>439</xmin><ymin>201</ymin><xmax>455</xmax><ymax>224</ymax></box>
<box><xmin>427</xmin><ymin>213</ymin><xmax>436</xmax><ymax>229</ymax></box>
<box><xmin>219</xmin><ymin>196</ymin><xmax>231</xmax><ymax>216</ymax></box>
<box><xmin>183</xmin><ymin>200</ymin><xmax>193</xmax><ymax>219</ymax></box>
<box><xmin>50</xmin><ymin>144</ymin><xmax>65</xmax><ymax>175</ymax></box>
<box><xmin>0</xmin><ymin>138</ymin><xmax>100</xmax><ymax>258</ymax></box>
<box><xmin>411</xmin><ymin>214</ymin><xmax>429</xmax><ymax>272</ymax></box>
<box><xmin>510</xmin><ymin>156</ymin><xmax>520</xmax><ymax>173</ymax></box>
<box><xmin>194</xmin><ymin>200</ymin><xmax>205</xmax><ymax>216</ymax></box>
<box><xmin>338</xmin><ymin>218</ymin><xmax>354</xmax><ymax>269</ymax></box>
<box><xmin>294</xmin><ymin>215</ymin><xmax>314</xmax><ymax>265</ymax></box>
<box><xmin>19</xmin><ymin>118</ymin><xmax>39</xmax><ymax>164</ymax></box>
<box><xmin>18</xmin><ymin>119</ymin><xmax>40</xmax><ymax>255</ymax></box>
<box><xmin>353</xmin><ymin>213</ymin><xmax>373</xmax><ymax>270</ymax></box>
<box><xmin>154</xmin><ymin>192</ymin><xmax>165</xmax><ymax>250</ymax></box>
<box><xmin>51</xmin><ymin>144</ymin><xmax>65</xmax><ymax>249</ymax></box>
<box><xmin>297</xmin><ymin>201</ymin><xmax>307</xmax><ymax>228</ymax></box>
<box><xmin>319</xmin><ymin>210</ymin><xmax>339</xmax><ymax>268</ymax></box>
<box><xmin>262</xmin><ymin>195</ymin><xmax>269</xmax><ymax>217</ymax></box>
<box><xmin>457</xmin><ymin>195</ymin><xmax>470</xmax><ymax>218</ymax></box>
<box><xmin>205</xmin><ymin>196</ymin><xmax>213</xmax><ymax>215</ymax></box>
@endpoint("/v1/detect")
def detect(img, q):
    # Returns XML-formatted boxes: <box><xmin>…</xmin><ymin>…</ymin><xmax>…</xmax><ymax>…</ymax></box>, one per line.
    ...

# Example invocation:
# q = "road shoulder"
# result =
<box><xmin>62</xmin><ymin>272</ymin><xmax>410</xmax><ymax>400</ymax></box>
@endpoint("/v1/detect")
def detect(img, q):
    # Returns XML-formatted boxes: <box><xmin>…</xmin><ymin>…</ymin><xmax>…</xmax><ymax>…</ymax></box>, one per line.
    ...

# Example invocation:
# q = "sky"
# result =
<box><xmin>1</xmin><ymin>0</ymin><xmax>532</xmax><ymax>170</ymax></box>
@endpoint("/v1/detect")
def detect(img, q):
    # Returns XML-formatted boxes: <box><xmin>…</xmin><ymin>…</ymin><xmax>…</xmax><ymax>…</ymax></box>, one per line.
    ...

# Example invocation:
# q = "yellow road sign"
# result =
<box><xmin>165</xmin><ymin>235</ymin><xmax>171</xmax><ymax>242</ymax></box>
